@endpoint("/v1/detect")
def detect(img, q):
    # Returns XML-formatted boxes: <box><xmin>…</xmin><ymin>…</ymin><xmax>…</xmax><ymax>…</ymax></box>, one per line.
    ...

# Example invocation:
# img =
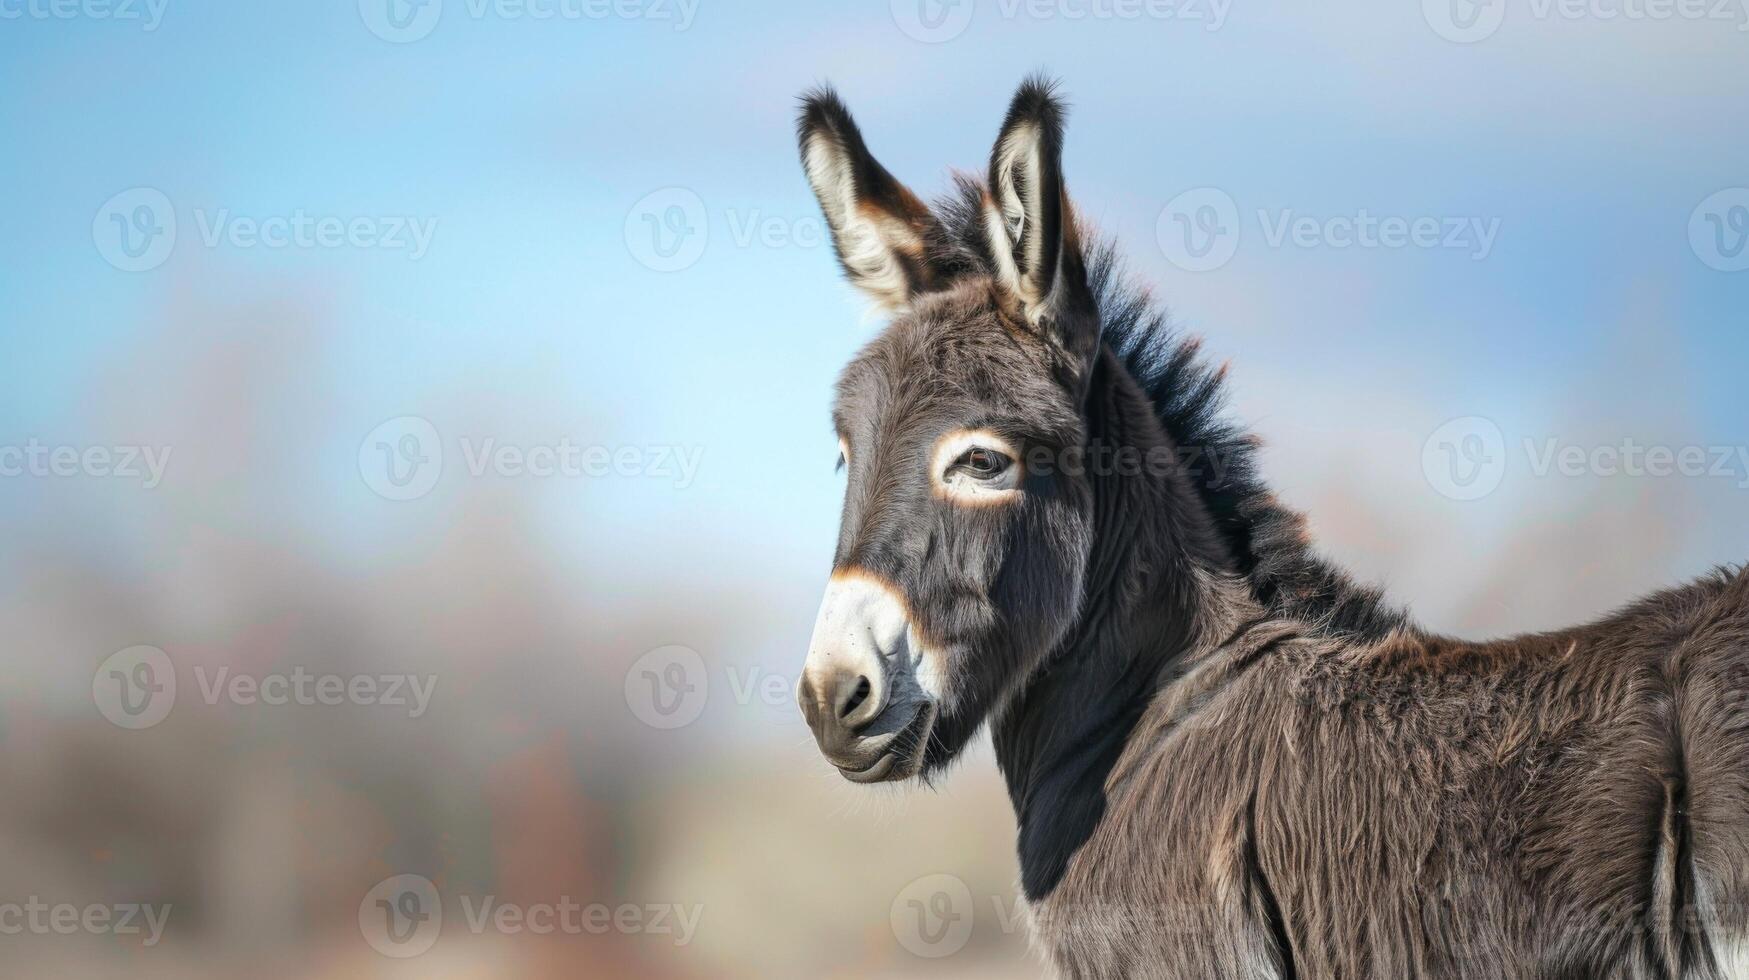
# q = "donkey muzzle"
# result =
<box><xmin>798</xmin><ymin>570</ymin><xmax>931</xmax><ymax>783</ymax></box>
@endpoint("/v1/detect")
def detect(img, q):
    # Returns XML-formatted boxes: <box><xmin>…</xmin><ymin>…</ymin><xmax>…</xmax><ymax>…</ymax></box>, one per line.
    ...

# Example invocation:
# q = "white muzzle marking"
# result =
<box><xmin>803</xmin><ymin>571</ymin><xmax>947</xmax><ymax>708</ymax></box>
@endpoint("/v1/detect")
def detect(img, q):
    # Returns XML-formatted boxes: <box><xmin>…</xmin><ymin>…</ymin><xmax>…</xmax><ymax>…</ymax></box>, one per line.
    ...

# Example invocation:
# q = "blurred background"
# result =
<box><xmin>1</xmin><ymin>0</ymin><xmax>1746</xmax><ymax>975</ymax></box>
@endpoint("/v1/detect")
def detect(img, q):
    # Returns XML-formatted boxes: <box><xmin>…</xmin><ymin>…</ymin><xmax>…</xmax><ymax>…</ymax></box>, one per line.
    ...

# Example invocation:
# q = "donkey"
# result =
<box><xmin>791</xmin><ymin>76</ymin><xmax>1749</xmax><ymax>979</ymax></box>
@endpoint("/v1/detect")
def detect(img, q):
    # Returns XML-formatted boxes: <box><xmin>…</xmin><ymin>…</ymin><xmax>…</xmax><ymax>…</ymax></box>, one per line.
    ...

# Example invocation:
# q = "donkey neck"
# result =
<box><xmin>991</xmin><ymin>345</ymin><xmax>1255</xmax><ymax>901</ymax></box>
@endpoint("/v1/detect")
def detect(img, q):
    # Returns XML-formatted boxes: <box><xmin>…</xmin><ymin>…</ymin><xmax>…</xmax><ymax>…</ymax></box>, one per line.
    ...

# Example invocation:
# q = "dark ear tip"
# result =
<box><xmin>1003</xmin><ymin>72</ymin><xmax>1067</xmax><ymax>133</ymax></box>
<box><xmin>796</xmin><ymin>84</ymin><xmax>854</xmax><ymax>140</ymax></box>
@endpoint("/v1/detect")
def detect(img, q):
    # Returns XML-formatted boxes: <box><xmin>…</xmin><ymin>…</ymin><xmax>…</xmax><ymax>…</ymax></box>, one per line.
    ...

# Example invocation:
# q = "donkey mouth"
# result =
<box><xmin>837</xmin><ymin>752</ymin><xmax>903</xmax><ymax>784</ymax></box>
<box><xmin>834</xmin><ymin>703</ymin><xmax>935</xmax><ymax>784</ymax></box>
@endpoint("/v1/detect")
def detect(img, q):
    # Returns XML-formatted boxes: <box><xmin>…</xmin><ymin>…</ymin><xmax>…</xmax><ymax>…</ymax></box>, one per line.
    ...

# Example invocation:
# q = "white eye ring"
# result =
<box><xmin>838</xmin><ymin>436</ymin><xmax>850</xmax><ymax>466</ymax></box>
<box><xmin>931</xmin><ymin>429</ymin><xmax>1023</xmax><ymax>504</ymax></box>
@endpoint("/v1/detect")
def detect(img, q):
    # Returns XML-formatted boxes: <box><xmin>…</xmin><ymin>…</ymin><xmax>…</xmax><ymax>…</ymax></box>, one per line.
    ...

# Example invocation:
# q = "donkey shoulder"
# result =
<box><xmin>1230</xmin><ymin>566</ymin><xmax>1749</xmax><ymax>976</ymax></box>
<box><xmin>1052</xmin><ymin>568</ymin><xmax>1749</xmax><ymax>977</ymax></box>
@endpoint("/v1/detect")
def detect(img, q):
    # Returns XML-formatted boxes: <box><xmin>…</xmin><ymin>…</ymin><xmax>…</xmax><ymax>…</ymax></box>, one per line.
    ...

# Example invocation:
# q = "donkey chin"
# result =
<box><xmin>796</xmin><ymin>571</ymin><xmax>944</xmax><ymax>784</ymax></box>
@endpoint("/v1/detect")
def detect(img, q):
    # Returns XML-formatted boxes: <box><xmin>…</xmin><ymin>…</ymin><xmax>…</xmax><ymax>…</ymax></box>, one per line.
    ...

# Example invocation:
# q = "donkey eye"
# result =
<box><xmin>932</xmin><ymin>430</ymin><xmax>1023</xmax><ymax>503</ymax></box>
<box><xmin>955</xmin><ymin>447</ymin><xmax>1011</xmax><ymax>477</ymax></box>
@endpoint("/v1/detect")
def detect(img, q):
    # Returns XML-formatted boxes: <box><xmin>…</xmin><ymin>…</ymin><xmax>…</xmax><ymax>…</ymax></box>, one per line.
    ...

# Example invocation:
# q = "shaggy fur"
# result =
<box><xmin>795</xmin><ymin>76</ymin><xmax>1749</xmax><ymax>978</ymax></box>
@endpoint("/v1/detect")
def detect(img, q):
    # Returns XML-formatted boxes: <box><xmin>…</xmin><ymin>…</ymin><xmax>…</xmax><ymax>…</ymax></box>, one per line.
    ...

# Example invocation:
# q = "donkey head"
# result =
<box><xmin>796</xmin><ymin>79</ymin><xmax>1103</xmax><ymax>783</ymax></box>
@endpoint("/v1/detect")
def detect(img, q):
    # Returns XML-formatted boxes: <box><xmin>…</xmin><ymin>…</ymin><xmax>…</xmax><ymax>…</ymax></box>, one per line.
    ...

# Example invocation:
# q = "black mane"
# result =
<box><xmin>935</xmin><ymin>180</ymin><xmax>1408</xmax><ymax>642</ymax></box>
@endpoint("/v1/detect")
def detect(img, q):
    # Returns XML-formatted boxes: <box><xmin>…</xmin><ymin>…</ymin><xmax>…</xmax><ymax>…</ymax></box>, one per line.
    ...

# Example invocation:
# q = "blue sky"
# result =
<box><xmin>2</xmin><ymin>0</ymin><xmax>1746</xmax><ymax>635</ymax></box>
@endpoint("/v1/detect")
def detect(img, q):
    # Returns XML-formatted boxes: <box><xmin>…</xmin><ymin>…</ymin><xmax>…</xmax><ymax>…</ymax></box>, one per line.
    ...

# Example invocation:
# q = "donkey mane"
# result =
<box><xmin>931</xmin><ymin>178</ymin><xmax>1409</xmax><ymax>643</ymax></box>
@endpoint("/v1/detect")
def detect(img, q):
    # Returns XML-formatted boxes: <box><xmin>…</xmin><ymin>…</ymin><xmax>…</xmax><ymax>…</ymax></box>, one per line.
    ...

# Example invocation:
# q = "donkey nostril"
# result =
<box><xmin>839</xmin><ymin>675</ymin><xmax>872</xmax><ymax>720</ymax></box>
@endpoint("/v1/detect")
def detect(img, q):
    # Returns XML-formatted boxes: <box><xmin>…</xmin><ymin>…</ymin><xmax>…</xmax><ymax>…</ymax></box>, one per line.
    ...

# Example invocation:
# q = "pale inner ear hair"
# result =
<box><xmin>803</xmin><ymin>134</ymin><xmax>920</xmax><ymax>309</ymax></box>
<box><xmin>994</xmin><ymin>123</ymin><xmax>1039</xmax><ymax>250</ymax></box>
<box><xmin>983</xmin><ymin>202</ymin><xmax>1029</xmax><ymax>316</ymax></box>
<box><xmin>989</xmin><ymin>122</ymin><xmax>1049</xmax><ymax>313</ymax></box>
<box><xmin>930</xmin><ymin>428</ymin><xmax>1024</xmax><ymax>505</ymax></box>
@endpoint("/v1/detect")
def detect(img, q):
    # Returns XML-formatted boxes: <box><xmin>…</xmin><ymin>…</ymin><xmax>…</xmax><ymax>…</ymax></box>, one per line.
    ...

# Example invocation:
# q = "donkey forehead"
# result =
<box><xmin>833</xmin><ymin>284</ymin><xmax>1081</xmax><ymax>444</ymax></box>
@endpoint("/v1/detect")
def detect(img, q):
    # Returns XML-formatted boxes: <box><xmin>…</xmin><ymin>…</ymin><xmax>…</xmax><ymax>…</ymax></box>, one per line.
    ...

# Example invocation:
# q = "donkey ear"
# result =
<box><xmin>797</xmin><ymin>87</ymin><xmax>947</xmax><ymax>313</ymax></box>
<box><xmin>984</xmin><ymin>77</ymin><xmax>1097</xmax><ymax>364</ymax></box>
